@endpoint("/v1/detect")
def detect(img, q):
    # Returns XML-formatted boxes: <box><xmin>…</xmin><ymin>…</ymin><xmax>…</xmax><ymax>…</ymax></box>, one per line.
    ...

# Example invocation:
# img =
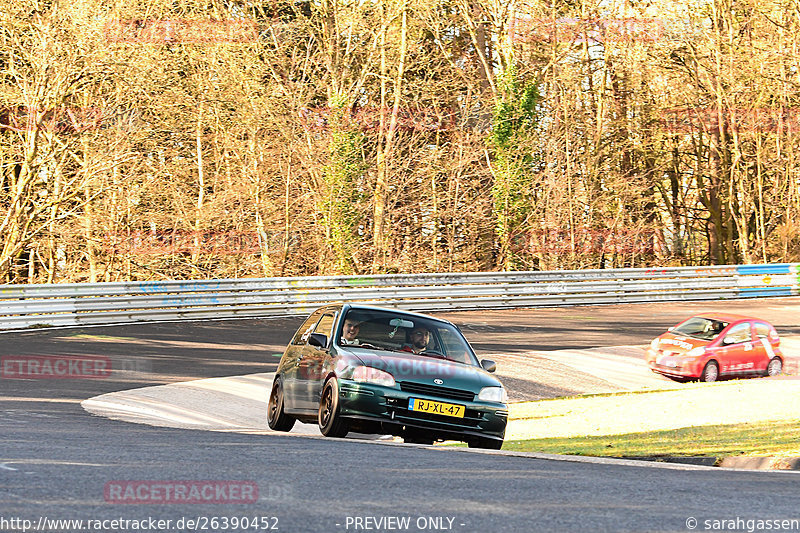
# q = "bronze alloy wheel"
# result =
<box><xmin>318</xmin><ymin>378</ymin><xmax>349</xmax><ymax>438</ymax></box>
<box><xmin>267</xmin><ymin>377</ymin><xmax>295</xmax><ymax>432</ymax></box>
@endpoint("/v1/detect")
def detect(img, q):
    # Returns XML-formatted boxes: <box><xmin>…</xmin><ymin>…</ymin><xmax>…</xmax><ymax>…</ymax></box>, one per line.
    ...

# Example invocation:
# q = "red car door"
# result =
<box><xmin>752</xmin><ymin>322</ymin><xmax>778</xmax><ymax>373</ymax></box>
<box><xmin>717</xmin><ymin>322</ymin><xmax>762</xmax><ymax>376</ymax></box>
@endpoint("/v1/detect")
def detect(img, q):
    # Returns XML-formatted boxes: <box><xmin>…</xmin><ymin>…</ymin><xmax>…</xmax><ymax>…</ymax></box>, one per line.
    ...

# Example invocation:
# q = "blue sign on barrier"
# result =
<box><xmin>738</xmin><ymin>287</ymin><xmax>795</xmax><ymax>298</ymax></box>
<box><xmin>137</xmin><ymin>281</ymin><xmax>222</xmax><ymax>293</ymax></box>
<box><xmin>736</xmin><ymin>264</ymin><xmax>794</xmax><ymax>276</ymax></box>
<box><xmin>162</xmin><ymin>296</ymin><xmax>220</xmax><ymax>306</ymax></box>
<box><xmin>138</xmin><ymin>282</ymin><xmax>163</xmax><ymax>293</ymax></box>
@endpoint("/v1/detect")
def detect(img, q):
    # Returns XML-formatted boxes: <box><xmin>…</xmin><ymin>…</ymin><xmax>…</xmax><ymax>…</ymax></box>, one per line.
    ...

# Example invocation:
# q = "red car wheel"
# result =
<box><xmin>765</xmin><ymin>357</ymin><xmax>783</xmax><ymax>377</ymax></box>
<box><xmin>700</xmin><ymin>361</ymin><xmax>719</xmax><ymax>383</ymax></box>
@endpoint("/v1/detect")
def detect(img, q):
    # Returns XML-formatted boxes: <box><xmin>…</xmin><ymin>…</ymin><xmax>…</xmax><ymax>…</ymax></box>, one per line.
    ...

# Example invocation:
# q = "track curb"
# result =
<box><xmin>625</xmin><ymin>456</ymin><xmax>800</xmax><ymax>470</ymax></box>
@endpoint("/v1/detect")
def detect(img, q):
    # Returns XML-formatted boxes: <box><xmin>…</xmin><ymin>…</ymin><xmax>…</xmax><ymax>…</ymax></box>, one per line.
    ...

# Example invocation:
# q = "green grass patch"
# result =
<box><xmin>501</xmin><ymin>420</ymin><xmax>800</xmax><ymax>457</ymax></box>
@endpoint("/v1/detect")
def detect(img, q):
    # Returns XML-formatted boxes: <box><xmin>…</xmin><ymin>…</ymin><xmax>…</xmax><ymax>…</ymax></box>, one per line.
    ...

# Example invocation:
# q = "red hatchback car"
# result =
<box><xmin>646</xmin><ymin>313</ymin><xmax>783</xmax><ymax>382</ymax></box>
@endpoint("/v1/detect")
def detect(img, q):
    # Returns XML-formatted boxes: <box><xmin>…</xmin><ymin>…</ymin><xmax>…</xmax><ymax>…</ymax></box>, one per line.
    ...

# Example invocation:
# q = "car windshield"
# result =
<box><xmin>672</xmin><ymin>317</ymin><xmax>728</xmax><ymax>341</ymax></box>
<box><xmin>337</xmin><ymin>308</ymin><xmax>479</xmax><ymax>366</ymax></box>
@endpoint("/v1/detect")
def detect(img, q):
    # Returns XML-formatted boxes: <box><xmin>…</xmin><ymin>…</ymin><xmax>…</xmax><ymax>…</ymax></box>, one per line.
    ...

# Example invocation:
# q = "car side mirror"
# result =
<box><xmin>667</xmin><ymin>326</ymin><xmax>675</xmax><ymax>332</ymax></box>
<box><xmin>308</xmin><ymin>333</ymin><xmax>328</xmax><ymax>349</ymax></box>
<box><xmin>722</xmin><ymin>335</ymin><xmax>736</xmax><ymax>346</ymax></box>
<box><xmin>480</xmin><ymin>359</ymin><xmax>496</xmax><ymax>373</ymax></box>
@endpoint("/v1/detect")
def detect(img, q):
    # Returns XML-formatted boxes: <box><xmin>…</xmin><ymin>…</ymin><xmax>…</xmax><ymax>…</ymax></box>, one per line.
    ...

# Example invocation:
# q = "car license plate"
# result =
<box><xmin>657</xmin><ymin>356</ymin><xmax>677</xmax><ymax>368</ymax></box>
<box><xmin>408</xmin><ymin>398</ymin><xmax>465</xmax><ymax>418</ymax></box>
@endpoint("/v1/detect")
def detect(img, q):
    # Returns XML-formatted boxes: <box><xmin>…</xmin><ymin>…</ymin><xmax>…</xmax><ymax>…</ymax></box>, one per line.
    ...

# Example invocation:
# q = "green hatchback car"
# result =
<box><xmin>267</xmin><ymin>304</ymin><xmax>508</xmax><ymax>449</ymax></box>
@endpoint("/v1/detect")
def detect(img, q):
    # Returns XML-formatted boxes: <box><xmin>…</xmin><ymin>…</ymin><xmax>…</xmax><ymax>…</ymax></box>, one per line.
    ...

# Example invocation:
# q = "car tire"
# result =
<box><xmin>267</xmin><ymin>376</ymin><xmax>296</xmax><ymax>432</ymax></box>
<box><xmin>700</xmin><ymin>361</ymin><xmax>719</xmax><ymax>383</ymax></box>
<box><xmin>319</xmin><ymin>378</ymin><xmax>349</xmax><ymax>438</ymax></box>
<box><xmin>468</xmin><ymin>437</ymin><xmax>503</xmax><ymax>450</ymax></box>
<box><xmin>765</xmin><ymin>357</ymin><xmax>783</xmax><ymax>377</ymax></box>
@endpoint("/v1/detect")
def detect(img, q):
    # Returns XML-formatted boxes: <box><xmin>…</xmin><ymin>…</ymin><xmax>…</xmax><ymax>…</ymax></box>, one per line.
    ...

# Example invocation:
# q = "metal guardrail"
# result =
<box><xmin>1</xmin><ymin>264</ymin><xmax>798</xmax><ymax>330</ymax></box>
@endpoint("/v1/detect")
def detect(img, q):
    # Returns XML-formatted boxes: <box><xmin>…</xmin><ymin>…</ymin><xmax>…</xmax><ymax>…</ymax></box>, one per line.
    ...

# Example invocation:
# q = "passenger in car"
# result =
<box><xmin>402</xmin><ymin>326</ymin><xmax>431</xmax><ymax>354</ymax></box>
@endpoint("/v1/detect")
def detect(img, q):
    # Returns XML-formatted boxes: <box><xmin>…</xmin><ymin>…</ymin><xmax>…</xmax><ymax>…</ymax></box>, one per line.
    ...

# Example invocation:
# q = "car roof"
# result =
<box><xmin>690</xmin><ymin>313</ymin><xmax>768</xmax><ymax>324</ymax></box>
<box><xmin>343</xmin><ymin>303</ymin><xmax>456</xmax><ymax>326</ymax></box>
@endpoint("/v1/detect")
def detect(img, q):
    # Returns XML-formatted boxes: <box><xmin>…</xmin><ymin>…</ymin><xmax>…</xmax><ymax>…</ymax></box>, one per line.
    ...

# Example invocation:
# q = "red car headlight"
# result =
<box><xmin>685</xmin><ymin>347</ymin><xmax>706</xmax><ymax>358</ymax></box>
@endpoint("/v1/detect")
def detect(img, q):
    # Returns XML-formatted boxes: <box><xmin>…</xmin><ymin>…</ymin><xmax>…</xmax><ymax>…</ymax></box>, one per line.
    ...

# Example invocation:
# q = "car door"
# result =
<box><xmin>752</xmin><ymin>322</ymin><xmax>776</xmax><ymax>373</ymax></box>
<box><xmin>717</xmin><ymin>322</ymin><xmax>760</xmax><ymax>376</ymax></box>
<box><xmin>296</xmin><ymin>311</ymin><xmax>337</xmax><ymax>412</ymax></box>
<box><xmin>282</xmin><ymin>309</ymin><xmax>324</xmax><ymax>412</ymax></box>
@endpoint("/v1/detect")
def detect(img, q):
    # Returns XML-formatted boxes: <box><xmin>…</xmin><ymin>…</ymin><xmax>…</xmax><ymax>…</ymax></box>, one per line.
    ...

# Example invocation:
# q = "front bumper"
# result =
<box><xmin>337</xmin><ymin>380</ymin><xmax>507</xmax><ymax>441</ymax></box>
<box><xmin>646</xmin><ymin>349</ymin><xmax>703</xmax><ymax>378</ymax></box>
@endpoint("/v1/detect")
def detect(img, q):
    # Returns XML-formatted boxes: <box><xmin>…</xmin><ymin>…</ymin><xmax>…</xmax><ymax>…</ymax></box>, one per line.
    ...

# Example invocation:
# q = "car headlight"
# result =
<box><xmin>352</xmin><ymin>366</ymin><xmax>395</xmax><ymax>387</ymax></box>
<box><xmin>685</xmin><ymin>347</ymin><xmax>706</xmax><ymax>358</ymax></box>
<box><xmin>650</xmin><ymin>338</ymin><xmax>660</xmax><ymax>350</ymax></box>
<box><xmin>478</xmin><ymin>386</ymin><xmax>508</xmax><ymax>403</ymax></box>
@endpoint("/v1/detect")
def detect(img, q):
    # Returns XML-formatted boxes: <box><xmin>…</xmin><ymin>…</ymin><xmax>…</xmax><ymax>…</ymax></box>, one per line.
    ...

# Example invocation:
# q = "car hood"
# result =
<box><xmin>653</xmin><ymin>332</ymin><xmax>710</xmax><ymax>354</ymax></box>
<box><xmin>341</xmin><ymin>348</ymin><xmax>502</xmax><ymax>392</ymax></box>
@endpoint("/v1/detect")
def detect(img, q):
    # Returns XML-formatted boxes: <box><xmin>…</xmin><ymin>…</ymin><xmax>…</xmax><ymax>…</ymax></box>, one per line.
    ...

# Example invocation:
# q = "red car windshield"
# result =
<box><xmin>672</xmin><ymin>317</ymin><xmax>729</xmax><ymax>341</ymax></box>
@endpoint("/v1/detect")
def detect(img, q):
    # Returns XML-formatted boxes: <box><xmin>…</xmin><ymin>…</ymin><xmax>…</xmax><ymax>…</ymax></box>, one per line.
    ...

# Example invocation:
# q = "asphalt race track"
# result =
<box><xmin>2</xmin><ymin>299</ymin><xmax>800</xmax><ymax>533</ymax></box>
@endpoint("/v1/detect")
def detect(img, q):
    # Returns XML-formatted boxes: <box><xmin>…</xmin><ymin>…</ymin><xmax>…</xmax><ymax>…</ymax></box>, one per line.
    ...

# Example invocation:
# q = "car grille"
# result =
<box><xmin>396</xmin><ymin>408</ymin><xmax>483</xmax><ymax>427</ymax></box>
<box><xmin>398</xmin><ymin>381</ymin><xmax>475</xmax><ymax>402</ymax></box>
<box><xmin>385</xmin><ymin>398</ymin><xmax>483</xmax><ymax>427</ymax></box>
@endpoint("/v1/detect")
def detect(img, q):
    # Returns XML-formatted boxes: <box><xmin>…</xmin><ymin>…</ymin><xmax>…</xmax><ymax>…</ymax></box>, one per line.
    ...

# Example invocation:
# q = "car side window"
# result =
<box><xmin>291</xmin><ymin>310</ymin><xmax>324</xmax><ymax>346</ymax></box>
<box><xmin>754</xmin><ymin>323</ymin><xmax>771</xmax><ymax>339</ymax></box>
<box><xmin>723</xmin><ymin>323</ymin><xmax>752</xmax><ymax>345</ymax></box>
<box><xmin>313</xmin><ymin>313</ymin><xmax>336</xmax><ymax>339</ymax></box>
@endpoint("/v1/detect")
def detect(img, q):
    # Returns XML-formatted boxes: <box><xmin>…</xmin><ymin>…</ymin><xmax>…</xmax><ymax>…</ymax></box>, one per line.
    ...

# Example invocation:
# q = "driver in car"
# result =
<box><xmin>402</xmin><ymin>326</ymin><xmax>431</xmax><ymax>354</ymax></box>
<box><xmin>340</xmin><ymin>318</ymin><xmax>361</xmax><ymax>345</ymax></box>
